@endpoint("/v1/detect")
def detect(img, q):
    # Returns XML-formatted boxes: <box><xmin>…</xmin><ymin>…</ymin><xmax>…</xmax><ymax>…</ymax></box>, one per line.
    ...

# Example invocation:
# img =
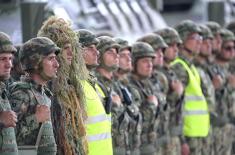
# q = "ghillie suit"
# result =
<box><xmin>38</xmin><ymin>16</ymin><xmax>89</xmax><ymax>155</ymax></box>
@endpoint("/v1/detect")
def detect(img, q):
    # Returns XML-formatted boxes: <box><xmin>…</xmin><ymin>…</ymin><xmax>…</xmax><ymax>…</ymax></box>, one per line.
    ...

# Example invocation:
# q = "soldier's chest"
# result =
<box><xmin>0</xmin><ymin>90</ymin><xmax>11</xmax><ymax>111</ymax></box>
<box><xmin>31</xmin><ymin>90</ymin><xmax>51</xmax><ymax>107</ymax></box>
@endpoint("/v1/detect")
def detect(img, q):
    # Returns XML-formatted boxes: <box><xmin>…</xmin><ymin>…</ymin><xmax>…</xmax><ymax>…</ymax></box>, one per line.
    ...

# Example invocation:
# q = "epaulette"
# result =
<box><xmin>9</xmin><ymin>81</ymin><xmax>31</xmax><ymax>93</ymax></box>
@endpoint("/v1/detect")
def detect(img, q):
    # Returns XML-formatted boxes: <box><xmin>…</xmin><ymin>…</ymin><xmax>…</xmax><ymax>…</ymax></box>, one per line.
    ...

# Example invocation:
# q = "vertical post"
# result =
<box><xmin>20</xmin><ymin>1</ymin><xmax>47</xmax><ymax>42</ymax></box>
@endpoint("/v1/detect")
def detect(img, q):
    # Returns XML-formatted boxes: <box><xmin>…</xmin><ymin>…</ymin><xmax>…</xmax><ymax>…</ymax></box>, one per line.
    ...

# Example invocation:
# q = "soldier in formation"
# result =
<box><xmin>9</xmin><ymin>37</ymin><xmax>60</xmax><ymax>155</ymax></box>
<box><xmin>2</xmin><ymin>16</ymin><xmax>235</xmax><ymax>155</ymax></box>
<box><xmin>0</xmin><ymin>32</ymin><xmax>18</xmax><ymax>155</ymax></box>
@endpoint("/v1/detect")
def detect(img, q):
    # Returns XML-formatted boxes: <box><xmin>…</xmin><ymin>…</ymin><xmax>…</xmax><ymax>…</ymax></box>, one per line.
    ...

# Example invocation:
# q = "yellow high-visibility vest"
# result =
<box><xmin>171</xmin><ymin>58</ymin><xmax>210</xmax><ymax>137</ymax></box>
<box><xmin>81</xmin><ymin>80</ymin><xmax>113</xmax><ymax>155</ymax></box>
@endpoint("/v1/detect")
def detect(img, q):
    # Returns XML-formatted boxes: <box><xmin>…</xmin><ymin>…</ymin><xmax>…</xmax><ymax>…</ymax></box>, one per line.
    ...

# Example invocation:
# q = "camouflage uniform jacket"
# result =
<box><xmin>9</xmin><ymin>78</ymin><xmax>56</xmax><ymax>153</ymax></box>
<box><xmin>160</xmin><ymin>65</ymin><xmax>184</xmax><ymax>138</ymax></box>
<box><xmin>114</xmin><ymin>75</ymin><xmax>142</xmax><ymax>153</ymax></box>
<box><xmin>0</xmin><ymin>82</ymin><xmax>18</xmax><ymax>155</ymax></box>
<box><xmin>128</xmin><ymin>75</ymin><xmax>160</xmax><ymax>147</ymax></box>
<box><xmin>207</xmin><ymin>63</ymin><xmax>230</xmax><ymax>126</ymax></box>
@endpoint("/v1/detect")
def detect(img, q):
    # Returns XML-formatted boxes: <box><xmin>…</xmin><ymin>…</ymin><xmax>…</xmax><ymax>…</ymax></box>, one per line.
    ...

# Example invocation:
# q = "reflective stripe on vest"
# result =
<box><xmin>171</xmin><ymin>58</ymin><xmax>210</xmax><ymax>137</ymax></box>
<box><xmin>86</xmin><ymin>114</ymin><xmax>108</xmax><ymax>124</ymax></box>
<box><xmin>87</xmin><ymin>132</ymin><xmax>112</xmax><ymax>142</ymax></box>
<box><xmin>184</xmin><ymin>95</ymin><xmax>205</xmax><ymax>101</ymax></box>
<box><xmin>183</xmin><ymin>110</ymin><xmax>208</xmax><ymax>116</ymax></box>
<box><xmin>81</xmin><ymin>80</ymin><xmax>113</xmax><ymax>155</ymax></box>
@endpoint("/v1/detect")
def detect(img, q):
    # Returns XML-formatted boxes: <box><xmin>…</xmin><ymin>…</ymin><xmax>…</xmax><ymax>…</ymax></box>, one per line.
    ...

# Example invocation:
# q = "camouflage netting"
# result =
<box><xmin>38</xmin><ymin>16</ymin><xmax>89</xmax><ymax>155</ymax></box>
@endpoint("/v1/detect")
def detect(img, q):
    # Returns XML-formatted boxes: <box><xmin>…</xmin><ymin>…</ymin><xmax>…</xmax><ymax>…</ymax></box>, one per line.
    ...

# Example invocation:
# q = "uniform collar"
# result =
<box><xmin>24</xmin><ymin>78</ymin><xmax>53</xmax><ymax>97</ymax></box>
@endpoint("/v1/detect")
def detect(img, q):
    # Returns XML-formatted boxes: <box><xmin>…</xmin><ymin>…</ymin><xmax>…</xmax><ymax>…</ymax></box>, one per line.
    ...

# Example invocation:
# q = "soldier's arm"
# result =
<box><xmin>9</xmin><ymin>89</ymin><xmax>40</xmax><ymax>139</ymax></box>
<box><xmin>170</xmin><ymin>63</ymin><xmax>189</xmax><ymax>87</ymax></box>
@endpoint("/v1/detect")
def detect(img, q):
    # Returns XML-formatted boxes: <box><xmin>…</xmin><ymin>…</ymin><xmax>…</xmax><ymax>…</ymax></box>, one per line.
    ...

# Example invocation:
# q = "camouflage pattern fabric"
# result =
<box><xmin>113</xmin><ymin>76</ymin><xmax>142</xmax><ymax>155</ymax></box>
<box><xmin>19</xmin><ymin>37</ymin><xmax>60</xmax><ymax>72</ymax></box>
<box><xmin>155</xmin><ymin>27</ymin><xmax>182</xmax><ymax>45</ymax></box>
<box><xmin>174</xmin><ymin>20</ymin><xmax>201</xmax><ymax>42</ymax></box>
<box><xmin>0</xmin><ymin>32</ymin><xmax>17</xmax><ymax>54</ymax></box>
<box><xmin>9</xmin><ymin>79</ymin><xmax>57</xmax><ymax>155</ymax></box>
<box><xmin>136</xmin><ymin>33</ymin><xmax>168</xmax><ymax>50</ymax></box>
<box><xmin>76</xmin><ymin>29</ymin><xmax>99</xmax><ymax>47</ymax></box>
<box><xmin>129</xmin><ymin>76</ymin><xmax>159</xmax><ymax>155</ymax></box>
<box><xmin>205</xmin><ymin>22</ymin><xmax>222</xmax><ymax>36</ymax></box>
<box><xmin>0</xmin><ymin>82</ymin><xmax>18</xmax><ymax>155</ymax></box>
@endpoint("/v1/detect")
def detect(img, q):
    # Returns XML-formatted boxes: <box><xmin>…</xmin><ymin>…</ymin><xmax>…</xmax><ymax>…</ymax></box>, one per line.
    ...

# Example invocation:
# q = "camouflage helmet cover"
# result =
<box><xmin>96</xmin><ymin>36</ymin><xmax>120</xmax><ymax>55</ymax></box>
<box><xmin>136</xmin><ymin>33</ymin><xmax>168</xmax><ymax>50</ymax></box>
<box><xmin>114</xmin><ymin>37</ymin><xmax>131</xmax><ymax>52</ymax></box>
<box><xmin>226</xmin><ymin>21</ymin><xmax>235</xmax><ymax>35</ymax></box>
<box><xmin>199</xmin><ymin>25</ymin><xmax>213</xmax><ymax>39</ymax></box>
<box><xmin>220</xmin><ymin>29</ymin><xmax>235</xmax><ymax>42</ymax></box>
<box><xmin>0</xmin><ymin>32</ymin><xmax>17</xmax><ymax>54</ymax></box>
<box><xmin>131</xmin><ymin>42</ymin><xmax>155</xmax><ymax>62</ymax></box>
<box><xmin>155</xmin><ymin>27</ymin><xmax>182</xmax><ymax>45</ymax></box>
<box><xmin>19</xmin><ymin>37</ymin><xmax>60</xmax><ymax>71</ymax></box>
<box><xmin>175</xmin><ymin>20</ymin><xmax>201</xmax><ymax>42</ymax></box>
<box><xmin>205</xmin><ymin>21</ymin><xmax>222</xmax><ymax>35</ymax></box>
<box><xmin>76</xmin><ymin>29</ymin><xmax>99</xmax><ymax>47</ymax></box>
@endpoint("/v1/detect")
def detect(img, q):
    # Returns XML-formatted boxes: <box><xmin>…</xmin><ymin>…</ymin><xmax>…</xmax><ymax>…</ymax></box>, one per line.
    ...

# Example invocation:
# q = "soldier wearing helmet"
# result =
<box><xmin>111</xmin><ymin>37</ymin><xmax>142</xmax><ymax>155</ymax></box>
<box><xmin>77</xmin><ymin>29</ymin><xmax>114</xmax><ymax>155</ymax></box>
<box><xmin>0</xmin><ymin>32</ymin><xmax>18</xmax><ymax>155</ymax></box>
<box><xmin>129</xmin><ymin>42</ymin><xmax>160</xmax><ymax>155</ymax></box>
<box><xmin>77</xmin><ymin>29</ymin><xmax>99</xmax><ymax>70</ymax></box>
<box><xmin>37</xmin><ymin>16</ymin><xmax>89</xmax><ymax>155</ymax></box>
<box><xmin>154</xmin><ymin>27</ymin><xmax>185</xmax><ymax>155</ymax></box>
<box><xmin>209</xmin><ymin>29</ymin><xmax>235</xmax><ymax>155</ymax></box>
<box><xmin>9</xmin><ymin>36</ymin><xmax>60</xmax><ymax>155</ymax></box>
<box><xmin>206</xmin><ymin>21</ymin><xmax>223</xmax><ymax>58</ymax></box>
<box><xmin>137</xmin><ymin>34</ymin><xmax>174</xmax><ymax>155</ymax></box>
<box><xmin>171</xmin><ymin>20</ymin><xmax>210</xmax><ymax>155</ymax></box>
<box><xmin>226</xmin><ymin>21</ymin><xmax>235</xmax><ymax>35</ymax></box>
<box><xmin>193</xmin><ymin>24</ymin><xmax>216</xmax><ymax>155</ymax></box>
<box><xmin>95</xmin><ymin>36</ymin><xmax>120</xmax><ymax>99</ymax></box>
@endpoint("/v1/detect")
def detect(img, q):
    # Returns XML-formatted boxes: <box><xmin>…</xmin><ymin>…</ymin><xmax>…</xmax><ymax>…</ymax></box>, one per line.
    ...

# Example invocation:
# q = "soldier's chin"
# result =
<box><xmin>0</xmin><ymin>75</ymin><xmax>10</xmax><ymax>81</ymax></box>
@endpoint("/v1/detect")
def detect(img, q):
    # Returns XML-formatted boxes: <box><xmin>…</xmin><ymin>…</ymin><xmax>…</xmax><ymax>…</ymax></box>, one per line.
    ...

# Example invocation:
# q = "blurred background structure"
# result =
<box><xmin>1</xmin><ymin>0</ymin><xmax>235</xmax><ymax>44</ymax></box>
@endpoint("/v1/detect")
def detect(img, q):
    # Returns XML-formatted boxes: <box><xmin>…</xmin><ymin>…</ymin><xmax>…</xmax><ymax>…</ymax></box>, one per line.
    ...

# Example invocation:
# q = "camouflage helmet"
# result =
<box><xmin>136</xmin><ymin>33</ymin><xmax>168</xmax><ymax>51</ymax></box>
<box><xmin>205</xmin><ymin>21</ymin><xmax>222</xmax><ymax>36</ymax></box>
<box><xmin>131</xmin><ymin>42</ymin><xmax>155</xmax><ymax>63</ymax></box>
<box><xmin>226</xmin><ymin>21</ymin><xmax>235</xmax><ymax>35</ymax></box>
<box><xmin>76</xmin><ymin>29</ymin><xmax>99</xmax><ymax>47</ymax></box>
<box><xmin>220</xmin><ymin>29</ymin><xmax>235</xmax><ymax>42</ymax></box>
<box><xmin>155</xmin><ymin>27</ymin><xmax>182</xmax><ymax>45</ymax></box>
<box><xmin>175</xmin><ymin>20</ymin><xmax>201</xmax><ymax>42</ymax></box>
<box><xmin>114</xmin><ymin>37</ymin><xmax>131</xmax><ymax>52</ymax></box>
<box><xmin>0</xmin><ymin>32</ymin><xmax>17</xmax><ymax>54</ymax></box>
<box><xmin>199</xmin><ymin>25</ymin><xmax>213</xmax><ymax>40</ymax></box>
<box><xmin>19</xmin><ymin>37</ymin><xmax>60</xmax><ymax>71</ymax></box>
<box><xmin>96</xmin><ymin>36</ymin><xmax>120</xmax><ymax>55</ymax></box>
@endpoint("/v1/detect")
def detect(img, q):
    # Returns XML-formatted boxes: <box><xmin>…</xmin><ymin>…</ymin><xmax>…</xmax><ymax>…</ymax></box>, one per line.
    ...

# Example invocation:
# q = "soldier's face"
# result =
<box><xmin>136</xmin><ymin>57</ymin><xmax>153</xmax><ymax>78</ymax></box>
<box><xmin>103</xmin><ymin>48</ymin><xmax>119</xmax><ymax>68</ymax></box>
<box><xmin>212</xmin><ymin>33</ymin><xmax>222</xmax><ymax>53</ymax></box>
<box><xmin>185</xmin><ymin>33</ymin><xmax>202</xmax><ymax>55</ymax></box>
<box><xmin>153</xmin><ymin>49</ymin><xmax>164</xmax><ymax>67</ymax></box>
<box><xmin>0</xmin><ymin>53</ymin><xmax>13</xmax><ymax>80</ymax></box>
<box><xmin>200</xmin><ymin>38</ymin><xmax>212</xmax><ymax>56</ymax></box>
<box><xmin>83</xmin><ymin>44</ymin><xmax>99</xmax><ymax>66</ymax></box>
<box><xmin>62</xmin><ymin>43</ymin><xmax>73</xmax><ymax>65</ymax></box>
<box><xmin>119</xmin><ymin>49</ymin><xmax>132</xmax><ymax>72</ymax></box>
<box><xmin>42</xmin><ymin>53</ymin><xmax>59</xmax><ymax>79</ymax></box>
<box><xmin>221</xmin><ymin>41</ymin><xmax>235</xmax><ymax>61</ymax></box>
<box><xmin>164</xmin><ymin>43</ymin><xmax>179</xmax><ymax>62</ymax></box>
